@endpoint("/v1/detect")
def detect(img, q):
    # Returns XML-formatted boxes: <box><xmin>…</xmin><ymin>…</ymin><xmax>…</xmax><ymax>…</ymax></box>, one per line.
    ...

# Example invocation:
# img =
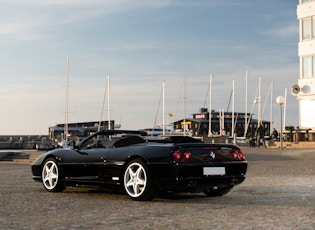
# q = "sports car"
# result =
<box><xmin>31</xmin><ymin>130</ymin><xmax>247</xmax><ymax>201</ymax></box>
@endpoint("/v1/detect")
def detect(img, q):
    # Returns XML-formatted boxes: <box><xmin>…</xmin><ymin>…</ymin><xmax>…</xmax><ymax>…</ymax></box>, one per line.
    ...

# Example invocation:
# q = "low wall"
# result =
<box><xmin>203</xmin><ymin>136</ymin><xmax>230</xmax><ymax>144</ymax></box>
<box><xmin>0</xmin><ymin>152</ymin><xmax>9</xmax><ymax>159</ymax></box>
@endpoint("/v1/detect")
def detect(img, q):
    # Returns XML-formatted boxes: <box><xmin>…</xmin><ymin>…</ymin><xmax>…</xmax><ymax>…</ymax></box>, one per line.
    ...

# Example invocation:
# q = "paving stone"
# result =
<box><xmin>0</xmin><ymin>148</ymin><xmax>314</xmax><ymax>229</ymax></box>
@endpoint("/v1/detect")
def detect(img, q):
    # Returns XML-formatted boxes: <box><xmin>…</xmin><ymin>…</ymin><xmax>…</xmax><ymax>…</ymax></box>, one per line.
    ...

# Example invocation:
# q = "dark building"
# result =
<box><xmin>172</xmin><ymin>108</ymin><xmax>270</xmax><ymax>138</ymax></box>
<box><xmin>48</xmin><ymin>120</ymin><xmax>115</xmax><ymax>141</ymax></box>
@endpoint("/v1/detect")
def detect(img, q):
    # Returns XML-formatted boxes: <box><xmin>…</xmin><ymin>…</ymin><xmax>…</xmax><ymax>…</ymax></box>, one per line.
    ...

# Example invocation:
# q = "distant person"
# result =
<box><xmin>289</xmin><ymin>129</ymin><xmax>293</xmax><ymax>142</ymax></box>
<box><xmin>249</xmin><ymin>135</ymin><xmax>255</xmax><ymax>147</ymax></box>
<box><xmin>305</xmin><ymin>129</ymin><xmax>309</xmax><ymax>142</ymax></box>
<box><xmin>256</xmin><ymin>124</ymin><xmax>266</xmax><ymax>148</ymax></box>
<box><xmin>272</xmin><ymin>128</ymin><xmax>278</xmax><ymax>141</ymax></box>
<box><xmin>221</xmin><ymin>129</ymin><xmax>226</xmax><ymax>136</ymax></box>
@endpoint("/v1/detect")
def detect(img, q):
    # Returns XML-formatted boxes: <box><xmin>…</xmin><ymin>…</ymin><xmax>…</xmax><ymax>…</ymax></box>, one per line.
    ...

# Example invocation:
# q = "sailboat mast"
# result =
<box><xmin>98</xmin><ymin>74</ymin><xmax>108</xmax><ymax>132</ymax></box>
<box><xmin>245</xmin><ymin>70</ymin><xmax>248</xmax><ymax>138</ymax></box>
<box><xmin>208</xmin><ymin>74</ymin><xmax>213</xmax><ymax>137</ymax></box>
<box><xmin>284</xmin><ymin>88</ymin><xmax>287</xmax><ymax>129</ymax></box>
<box><xmin>270</xmin><ymin>80</ymin><xmax>274</xmax><ymax>135</ymax></box>
<box><xmin>258</xmin><ymin>77</ymin><xmax>262</xmax><ymax>126</ymax></box>
<box><xmin>65</xmin><ymin>53</ymin><xmax>69</xmax><ymax>142</ymax></box>
<box><xmin>232</xmin><ymin>80</ymin><xmax>235</xmax><ymax>138</ymax></box>
<box><xmin>107</xmin><ymin>74</ymin><xmax>111</xmax><ymax>130</ymax></box>
<box><xmin>162</xmin><ymin>81</ymin><xmax>165</xmax><ymax>136</ymax></box>
<box><xmin>183</xmin><ymin>78</ymin><xmax>186</xmax><ymax>136</ymax></box>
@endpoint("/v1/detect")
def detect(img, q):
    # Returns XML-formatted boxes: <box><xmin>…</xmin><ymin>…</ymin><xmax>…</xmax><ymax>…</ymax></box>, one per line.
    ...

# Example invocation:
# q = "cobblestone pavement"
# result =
<box><xmin>0</xmin><ymin>148</ymin><xmax>314</xmax><ymax>230</ymax></box>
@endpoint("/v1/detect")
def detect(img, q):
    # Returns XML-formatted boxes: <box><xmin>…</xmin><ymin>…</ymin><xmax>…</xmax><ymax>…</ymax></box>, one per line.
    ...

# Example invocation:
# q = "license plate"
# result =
<box><xmin>203</xmin><ymin>167</ymin><xmax>225</xmax><ymax>175</ymax></box>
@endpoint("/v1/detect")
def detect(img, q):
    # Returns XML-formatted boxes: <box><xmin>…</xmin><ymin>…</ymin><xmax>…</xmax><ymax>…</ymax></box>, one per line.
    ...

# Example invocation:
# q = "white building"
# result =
<box><xmin>295</xmin><ymin>0</ymin><xmax>315</xmax><ymax>129</ymax></box>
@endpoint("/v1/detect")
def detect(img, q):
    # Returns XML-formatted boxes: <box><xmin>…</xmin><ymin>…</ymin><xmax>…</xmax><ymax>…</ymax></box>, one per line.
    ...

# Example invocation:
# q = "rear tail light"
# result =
<box><xmin>231</xmin><ymin>150</ymin><xmax>245</xmax><ymax>160</ymax></box>
<box><xmin>173</xmin><ymin>150</ymin><xmax>192</xmax><ymax>162</ymax></box>
<box><xmin>183</xmin><ymin>151</ymin><xmax>191</xmax><ymax>161</ymax></box>
<box><xmin>173</xmin><ymin>151</ymin><xmax>182</xmax><ymax>161</ymax></box>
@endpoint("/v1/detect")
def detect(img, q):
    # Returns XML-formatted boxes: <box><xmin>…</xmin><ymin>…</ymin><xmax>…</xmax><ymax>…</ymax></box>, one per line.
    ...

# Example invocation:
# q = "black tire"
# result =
<box><xmin>204</xmin><ymin>186</ymin><xmax>233</xmax><ymax>197</ymax></box>
<box><xmin>41</xmin><ymin>158</ymin><xmax>65</xmax><ymax>192</ymax></box>
<box><xmin>123</xmin><ymin>159</ymin><xmax>156</xmax><ymax>201</ymax></box>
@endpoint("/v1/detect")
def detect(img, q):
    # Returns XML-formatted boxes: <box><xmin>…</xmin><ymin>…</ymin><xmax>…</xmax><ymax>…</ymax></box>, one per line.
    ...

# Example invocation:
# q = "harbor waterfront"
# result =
<box><xmin>0</xmin><ymin>147</ymin><xmax>314</xmax><ymax>229</ymax></box>
<box><xmin>1</xmin><ymin>137</ymin><xmax>315</xmax><ymax>164</ymax></box>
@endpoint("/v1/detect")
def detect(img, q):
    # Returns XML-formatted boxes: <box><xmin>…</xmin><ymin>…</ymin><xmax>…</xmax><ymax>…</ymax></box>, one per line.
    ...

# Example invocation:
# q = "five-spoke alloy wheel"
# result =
<box><xmin>41</xmin><ymin>158</ymin><xmax>64</xmax><ymax>192</ymax></box>
<box><xmin>123</xmin><ymin>159</ymin><xmax>155</xmax><ymax>201</ymax></box>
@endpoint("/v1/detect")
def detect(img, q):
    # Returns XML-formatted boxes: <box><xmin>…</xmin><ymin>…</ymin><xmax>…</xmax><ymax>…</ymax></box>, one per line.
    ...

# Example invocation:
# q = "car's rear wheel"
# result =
<box><xmin>42</xmin><ymin>158</ymin><xmax>65</xmax><ymax>192</ymax></box>
<box><xmin>123</xmin><ymin>159</ymin><xmax>156</xmax><ymax>201</ymax></box>
<box><xmin>204</xmin><ymin>186</ymin><xmax>233</xmax><ymax>197</ymax></box>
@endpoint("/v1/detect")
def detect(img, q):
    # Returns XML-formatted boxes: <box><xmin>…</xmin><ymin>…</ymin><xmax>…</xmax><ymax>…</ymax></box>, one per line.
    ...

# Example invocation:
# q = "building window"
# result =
<box><xmin>303</xmin><ymin>56</ymin><xmax>311</xmax><ymax>78</ymax></box>
<box><xmin>301</xmin><ymin>0</ymin><xmax>311</xmax><ymax>3</ymax></box>
<box><xmin>302</xmin><ymin>55</ymin><xmax>315</xmax><ymax>78</ymax></box>
<box><xmin>302</xmin><ymin>18</ymin><xmax>311</xmax><ymax>40</ymax></box>
<box><xmin>301</xmin><ymin>16</ymin><xmax>315</xmax><ymax>41</ymax></box>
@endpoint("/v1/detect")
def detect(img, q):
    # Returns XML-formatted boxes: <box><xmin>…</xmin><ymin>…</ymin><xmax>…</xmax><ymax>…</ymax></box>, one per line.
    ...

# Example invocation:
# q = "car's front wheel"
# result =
<box><xmin>123</xmin><ymin>159</ymin><xmax>156</xmax><ymax>201</ymax></box>
<box><xmin>41</xmin><ymin>158</ymin><xmax>65</xmax><ymax>192</ymax></box>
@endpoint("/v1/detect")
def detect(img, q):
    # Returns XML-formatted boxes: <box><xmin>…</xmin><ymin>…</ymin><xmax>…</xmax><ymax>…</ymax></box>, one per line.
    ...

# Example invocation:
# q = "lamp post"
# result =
<box><xmin>276</xmin><ymin>96</ymin><xmax>285</xmax><ymax>150</ymax></box>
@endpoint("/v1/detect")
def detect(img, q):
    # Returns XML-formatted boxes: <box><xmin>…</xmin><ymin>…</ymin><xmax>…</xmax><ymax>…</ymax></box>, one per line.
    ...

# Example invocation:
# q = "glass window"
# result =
<box><xmin>303</xmin><ymin>56</ymin><xmax>311</xmax><ymax>78</ymax></box>
<box><xmin>302</xmin><ymin>55</ymin><xmax>315</xmax><ymax>78</ymax></box>
<box><xmin>302</xmin><ymin>18</ymin><xmax>311</xmax><ymax>40</ymax></box>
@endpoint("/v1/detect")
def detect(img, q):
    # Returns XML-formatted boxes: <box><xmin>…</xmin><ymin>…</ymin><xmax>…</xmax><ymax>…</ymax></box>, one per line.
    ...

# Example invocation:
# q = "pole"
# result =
<box><xmin>258</xmin><ymin>77</ymin><xmax>261</xmax><ymax>126</ymax></box>
<box><xmin>107</xmin><ymin>74</ymin><xmax>111</xmax><ymax>130</ymax></box>
<box><xmin>270</xmin><ymin>81</ymin><xmax>274</xmax><ymax>137</ymax></box>
<box><xmin>232</xmin><ymin>80</ymin><xmax>235</xmax><ymax>142</ymax></box>
<box><xmin>98</xmin><ymin>74</ymin><xmax>108</xmax><ymax>132</ymax></box>
<box><xmin>244</xmin><ymin>70</ymin><xmax>248</xmax><ymax>138</ymax></box>
<box><xmin>208</xmin><ymin>74</ymin><xmax>213</xmax><ymax>137</ymax></box>
<box><xmin>162</xmin><ymin>81</ymin><xmax>165</xmax><ymax>136</ymax></box>
<box><xmin>280</xmin><ymin>104</ymin><xmax>283</xmax><ymax>150</ymax></box>
<box><xmin>284</xmin><ymin>88</ymin><xmax>287</xmax><ymax>129</ymax></box>
<box><xmin>183</xmin><ymin>78</ymin><xmax>186</xmax><ymax>136</ymax></box>
<box><xmin>276</xmin><ymin>96</ymin><xmax>285</xmax><ymax>150</ymax></box>
<box><xmin>65</xmin><ymin>53</ymin><xmax>69</xmax><ymax>143</ymax></box>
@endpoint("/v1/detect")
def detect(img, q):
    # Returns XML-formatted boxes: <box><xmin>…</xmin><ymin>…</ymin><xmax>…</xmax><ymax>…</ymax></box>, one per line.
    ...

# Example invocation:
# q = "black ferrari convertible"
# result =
<box><xmin>31</xmin><ymin>130</ymin><xmax>247</xmax><ymax>201</ymax></box>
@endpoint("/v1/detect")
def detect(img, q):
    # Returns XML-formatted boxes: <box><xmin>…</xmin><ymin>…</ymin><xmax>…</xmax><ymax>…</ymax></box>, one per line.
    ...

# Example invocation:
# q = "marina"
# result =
<box><xmin>0</xmin><ymin>2</ymin><xmax>314</xmax><ymax>153</ymax></box>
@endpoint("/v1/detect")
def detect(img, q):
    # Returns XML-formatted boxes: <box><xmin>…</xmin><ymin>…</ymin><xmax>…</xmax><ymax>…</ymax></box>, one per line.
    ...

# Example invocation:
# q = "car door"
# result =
<box><xmin>101</xmin><ymin>147</ymin><xmax>129</xmax><ymax>183</ymax></box>
<box><xmin>61</xmin><ymin>148</ymin><xmax>109</xmax><ymax>181</ymax></box>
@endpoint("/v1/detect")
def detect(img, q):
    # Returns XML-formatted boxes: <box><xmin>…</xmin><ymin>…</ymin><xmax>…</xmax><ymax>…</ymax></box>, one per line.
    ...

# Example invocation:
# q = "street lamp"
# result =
<box><xmin>276</xmin><ymin>96</ymin><xmax>285</xmax><ymax>150</ymax></box>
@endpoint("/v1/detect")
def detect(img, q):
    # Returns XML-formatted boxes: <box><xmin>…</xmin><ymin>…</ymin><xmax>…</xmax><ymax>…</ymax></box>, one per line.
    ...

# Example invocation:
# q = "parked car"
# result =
<box><xmin>31</xmin><ymin>130</ymin><xmax>247</xmax><ymax>201</ymax></box>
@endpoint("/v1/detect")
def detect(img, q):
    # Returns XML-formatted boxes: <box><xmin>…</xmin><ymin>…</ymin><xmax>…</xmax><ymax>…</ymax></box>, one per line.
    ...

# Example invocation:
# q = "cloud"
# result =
<box><xmin>0</xmin><ymin>0</ymin><xmax>235</xmax><ymax>41</ymax></box>
<box><xmin>262</xmin><ymin>23</ymin><xmax>298</xmax><ymax>39</ymax></box>
<box><xmin>0</xmin><ymin>0</ymin><xmax>133</xmax><ymax>40</ymax></box>
<box><xmin>91</xmin><ymin>42</ymin><xmax>158</xmax><ymax>52</ymax></box>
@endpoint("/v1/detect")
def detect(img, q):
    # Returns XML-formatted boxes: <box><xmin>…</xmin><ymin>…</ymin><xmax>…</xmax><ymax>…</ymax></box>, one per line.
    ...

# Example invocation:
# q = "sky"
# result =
<box><xmin>0</xmin><ymin>0</ymin><xmax>299</xmax><ymax>135</ymax></box>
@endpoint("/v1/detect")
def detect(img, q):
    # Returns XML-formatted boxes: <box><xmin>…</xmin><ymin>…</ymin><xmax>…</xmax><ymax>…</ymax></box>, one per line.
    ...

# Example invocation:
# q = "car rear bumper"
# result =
<box><xmin>155</xmin><ymin>175</ymin><xmax>246</xmax><ymax>192</ymax></box>
<box><xmin>150</xmin><ymin>161</ymin><xmax>247</xmax><ymax>192</ymax></box>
